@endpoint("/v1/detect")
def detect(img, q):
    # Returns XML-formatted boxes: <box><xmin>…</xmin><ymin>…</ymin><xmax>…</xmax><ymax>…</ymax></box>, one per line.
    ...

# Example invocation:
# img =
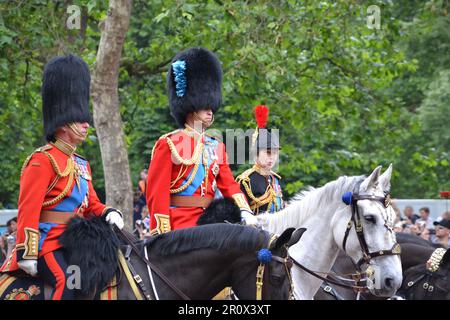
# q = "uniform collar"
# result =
<box><xmin>183</xmin><ymin>124</ymin><xmax>205</xmax><ymax>139</ymax></box>
<box><xmin>253</xmin><ymin>164</ymin><xmax>271</xmax><ymax>177</ymax></box>
<box><xmin>52</xmin><ymin>138</ymin><xmax>76</xmax><ymax>156</ymax></box>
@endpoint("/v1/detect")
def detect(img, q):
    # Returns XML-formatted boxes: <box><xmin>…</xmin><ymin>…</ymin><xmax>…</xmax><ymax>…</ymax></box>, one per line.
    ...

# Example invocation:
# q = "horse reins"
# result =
<box><xmin>290</xmin><ymin>257</ymin><xmax>367</xmax><ymax>291</ymax></box>
<box><xmin>114</xmin><ymin>226</ymin><xmax>191</xmax><ymax>300</ymax></box>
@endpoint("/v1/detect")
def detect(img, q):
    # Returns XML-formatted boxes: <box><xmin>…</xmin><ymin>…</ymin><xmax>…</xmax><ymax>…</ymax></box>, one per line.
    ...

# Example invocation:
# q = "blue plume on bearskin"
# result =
<box><xmin>59</xmin><ymin>216</ymin><xmax>120</xmax><ymax>297</ymax></box>
<box><xmin>197</xmin><ymin>197</ymin><xmax>241</xmax><ymax>225</ymax></box>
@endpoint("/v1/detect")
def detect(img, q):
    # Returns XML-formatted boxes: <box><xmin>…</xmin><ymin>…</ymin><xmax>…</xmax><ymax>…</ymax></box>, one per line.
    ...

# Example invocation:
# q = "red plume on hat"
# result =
<box><xmin>252</xmin><ymin>105</ymin><xmax>269</xmax><ymax>148</ymax></box>
<box><xmin>254</xmin><ymin>105</ymin><xmax>269</xmax><ymax>129</ymax></box>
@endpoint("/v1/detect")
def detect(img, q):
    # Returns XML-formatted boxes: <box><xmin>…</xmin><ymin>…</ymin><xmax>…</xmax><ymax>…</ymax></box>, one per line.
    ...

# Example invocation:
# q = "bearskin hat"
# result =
<box><xmin>42</xmin><ymin>54</ymin><xmax>92</xmax><ymax>142</ymax></box>
<box><xmin>167</xmin><ymin>47</ymin><xmax>222</xmax><ymax>128</ymax></box>
<box><xmin>252</xmin><ymin>105</ymin><xmax>280</xmax><ymax>154</ymax></box>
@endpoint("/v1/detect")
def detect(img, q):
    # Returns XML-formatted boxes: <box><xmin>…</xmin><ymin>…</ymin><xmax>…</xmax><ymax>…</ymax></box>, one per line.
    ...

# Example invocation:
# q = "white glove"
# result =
<box><xmin>18</xmin><ymin>259</ymin><xmax>38</xmax><ymax>276</ymax></box>
<box><xmin>240</xmin><ymin>209</ymin><xmax>258</xmax><ymax>226</ymax></box>
<box><xmin>106</xmin><ymin>210</ymin><xmax>124</xmax><ymax>230</ymax></box>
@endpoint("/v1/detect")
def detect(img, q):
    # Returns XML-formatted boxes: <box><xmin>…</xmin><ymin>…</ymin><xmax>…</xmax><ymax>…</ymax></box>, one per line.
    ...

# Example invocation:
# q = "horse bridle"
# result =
<box><xmin>341</xmin><ymin>185</ymin><xmax>401</xmax><ymax>270</ymax></box>
<box><xmin>255</xmin><ymin>234</ymin><xmax>294</xmax><ymax>300</ymax></box>
<box><xmin>289</xmin><ymin>183</ymin><xmax>401</xmax><ymax>294</ymax></box>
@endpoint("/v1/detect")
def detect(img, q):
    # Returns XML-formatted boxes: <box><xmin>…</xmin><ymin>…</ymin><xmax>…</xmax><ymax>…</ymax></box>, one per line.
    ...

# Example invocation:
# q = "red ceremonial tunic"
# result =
<box><xmin>0</xmin><ymin>141</ymin><xmax>108</xmax><ymax>273</ymax></box>
<box><xmin>146</xmin><ymin>128</ymin><xmax>249</xmax><ymax>232</ymax></box>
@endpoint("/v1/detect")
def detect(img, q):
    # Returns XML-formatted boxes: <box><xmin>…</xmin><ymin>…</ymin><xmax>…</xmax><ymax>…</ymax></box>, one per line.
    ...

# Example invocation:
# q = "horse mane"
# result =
<box><xmin>60</xmin><ymin>216</ymin><xmax>120</xmax><ymax>297</ymax></box>
<box><xmin>259</xmin><ymin>175</ymin><xmax>365</xmax><ymax>234</ymax></box>
<box><xmin>395</xmin><ymin>232</ymin><xmax>437</xmax><ymax>248</ymax></box>
<box><xmin>144</xmin><ymin>224</ymin><xmax>270</xmax><ymax>256</ymax></box>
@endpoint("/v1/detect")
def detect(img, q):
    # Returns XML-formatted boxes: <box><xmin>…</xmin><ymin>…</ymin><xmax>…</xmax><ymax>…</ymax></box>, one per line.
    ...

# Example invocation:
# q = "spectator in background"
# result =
<box><xmin>133</xmin><ymin>169</ymin><xmax>148</xmax><ymax>228</ymax></box>
<box><xmin>135</xmin><ymin>205</ymin><xmax>151</xmax><ymax>240</ymax></box>
<box><xmin>0</xmin><ymin>236</ymin><xmax>6</xmax><ymax>265</ymax></box>
<box><xmin>402</xmin><ymin>206</ymin><xmax>419</xmax><ymax>224</ymax></box>
<box><xmin>435</xmin><ymin>211</ymin><xmax>450</xmax><ymax>223</ymax></box>
<box><xmin>6</xmin><ymin>217</ymin><xmax>17</xmax><ymax>235</ymax></box>
<box><xmin>431</xmin><ymin>219</ymin><xmax>450</xmax><ymax>248</ymax></box>
<box><xmin>416</xmin><ymin>207</ymin><xmax>434</xmax><ymax>229</ymax></box>
<box><xmin>3</xmin><ymin>218</ymin><xmax>17</xmax><ymax>257</ymax></box>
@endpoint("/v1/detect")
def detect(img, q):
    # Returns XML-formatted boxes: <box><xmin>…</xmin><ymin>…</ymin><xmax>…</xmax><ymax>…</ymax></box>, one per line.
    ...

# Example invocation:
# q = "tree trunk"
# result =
<box><xmin>91</xmin><ymin>0</ymin><xmax>133</xmax><ymax>230</ymax></box>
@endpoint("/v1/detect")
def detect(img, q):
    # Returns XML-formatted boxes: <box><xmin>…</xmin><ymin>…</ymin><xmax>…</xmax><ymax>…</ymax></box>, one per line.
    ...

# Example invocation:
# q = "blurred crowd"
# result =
<box><xmin>0</xmin><ymin>217</ymin><xmax>17</xmax><ymax>265</ymax></box>
<box><xmin>392</xmin><ymin>203</ymin><xmax>450</xmax><ymax>248</ymax></box>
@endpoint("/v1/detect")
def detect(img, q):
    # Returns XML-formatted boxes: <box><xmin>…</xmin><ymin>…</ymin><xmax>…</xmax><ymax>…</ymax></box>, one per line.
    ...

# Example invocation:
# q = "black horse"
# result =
<box><xmin>0</xmin><ymin>217</ymin><xmax>298</xmax><ymax>300</ymax></box>
<box><xmin>314</xmin><ymin>233</ymin><xmax>450</xmax><ymax>300</ymax></box>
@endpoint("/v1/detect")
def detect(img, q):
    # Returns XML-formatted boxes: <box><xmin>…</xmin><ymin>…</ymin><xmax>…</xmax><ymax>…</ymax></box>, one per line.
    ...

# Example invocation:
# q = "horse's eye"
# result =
<box><xmin>270</xmin><ymin>275</ymin><xmax>283</xmax><ymax>286</ymax></box>
<box><xmin>364</xmin><ymin>215</ymin><xmax>376</xmax><ymax>223</ymax></box>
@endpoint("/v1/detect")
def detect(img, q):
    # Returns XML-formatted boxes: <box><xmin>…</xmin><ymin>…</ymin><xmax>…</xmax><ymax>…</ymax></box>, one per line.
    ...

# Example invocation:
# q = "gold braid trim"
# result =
<box><xmin>166</xmin><ymin>135</ymin><xmax>204</xmax><ymax>194</ymax></box>
<box><xmin>42</xmin><ymin>166</ymin><xmax>74</xmax><ymax>208</ymax></box>
<box><xmin>237</xmin><ymin>167</ymin><xmax>279</xmax><ymax>213</ymax></box>
<box><xmin>242</xmin><ymin>179</ymin><xmax>276</xmax><ymax>211</ymax></box>
<box><xmin>20</xmin><ymin>146</ymin><xmax>76</xmax><ymax>208</ymax></box>
<box><xmin>20</xmin><ymin>145</ymin><xmax>52</xmax><ymax>177</ymax></box>
<box><xmin>426</xmin><ymin>248</ymin><xmax>447</xmax><ymax>272</ymax></box>
<box><xmin>150</xmin><ymin>130</ymin><xmax>181</xmax><ymax>160</ymax></box>
<box><xmin>151</xmin><ymin>130</ymin><xmax>206</xmax><ymax>194</ymax></box>
<box><xmin>166</xmin><ymin>136</ymin><xmax>204</xmax><ymax>166</ymax></box>
<box><xmin>41</xmin><ymin>151</ymin><xmax>73</xmax><ymax>177</ymax></box>
<box><xmin>169</xmin><ymin>156</ymin><xmax>202</xmax><ymax>194</ymax></box>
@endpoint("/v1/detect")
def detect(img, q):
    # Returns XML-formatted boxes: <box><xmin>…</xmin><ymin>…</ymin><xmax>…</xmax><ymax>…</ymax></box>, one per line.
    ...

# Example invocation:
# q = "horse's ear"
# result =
<box><xmin>270</xmin><ymin>228</ymin><xmax>297</xmax><ymax>250</ymax></box>
<box><xmin>360</xmin><ymin>165</ymin><xmax>382</xmax><ymax>192</ymax></box>
<box><xmin>379</xmin><ymin>163</ymin><xmax>393</xmax><ymax>193</ymax></box>
<box><xmin>440</xmin><ymin>249</ymin><xmax>450</xmax><ymax>267</ymax></box>
<box><xmin>286</xmin><ymin>228</ymin><xmax>307</xmax><ymax>247</ymax></box>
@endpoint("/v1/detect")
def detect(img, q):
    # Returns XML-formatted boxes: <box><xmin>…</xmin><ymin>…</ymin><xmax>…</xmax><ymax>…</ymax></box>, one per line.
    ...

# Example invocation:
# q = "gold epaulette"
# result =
<box><xmin>236</xmin><ymin>167</ymin><xmax>256</xmax><ymax>184</ymax></box>
<box><xmin>150</xmin><ymin>129</ymin><xmax>181</xmax><ymax>160</ymax></box>
<box><xmin>20</xmin><ymin>145</ymin><xmax>53</xmax><ymax>177</ymax></box>
<box><xmin>20</xmin><ymin>144</ymin><xmax>77</xmax><ymax>208</ymax></box>
<box><xmin>270</xmin><ymin>171</ymin><xmax>281</xmax><ymax>180</ymax></box>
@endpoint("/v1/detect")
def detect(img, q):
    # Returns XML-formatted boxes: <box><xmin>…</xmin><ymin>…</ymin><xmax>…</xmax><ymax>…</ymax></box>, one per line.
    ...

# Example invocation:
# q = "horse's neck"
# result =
<box><xmin>260</xmin><ymin>181</ymin><xmax>345</xmax><ymax>236</ymax></box>
<box><xmin>289</xmin><ymin>210</ymin><xmax>341</xmax><ymax>300</ymax></box>
<box><xmin>142</xmin><ymin>248</ymin><xmax>234</xmax><ymax>299</ymax></box>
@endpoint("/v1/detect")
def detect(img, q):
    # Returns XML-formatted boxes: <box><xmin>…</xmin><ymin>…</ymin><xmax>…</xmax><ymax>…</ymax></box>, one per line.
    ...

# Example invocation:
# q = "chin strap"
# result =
<box><xmin>68</xmin><ymin>123</ymin><xmax>86</xmax><ymax>138</ymax></box>
<box><xmin>193</xmin><ymin>112</ymin><xmax>214</xmax><ymax>127</ymax></box>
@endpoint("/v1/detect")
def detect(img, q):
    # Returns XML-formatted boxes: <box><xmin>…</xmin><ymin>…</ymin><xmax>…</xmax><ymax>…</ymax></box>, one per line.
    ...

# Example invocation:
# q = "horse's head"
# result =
<box><xmin>232</xmin><ymin>227</ymin><xmax>305</xmax><ymax>300</ymax></box>
<box><xmin>332</xmin><ymin>164</ymin><xmax>402</xmax><ymax>297</ymax></box>
<box><xmin>401</xmin><ymin>248</ymin><xmax>450</xmax><ymax>300</ymax></box>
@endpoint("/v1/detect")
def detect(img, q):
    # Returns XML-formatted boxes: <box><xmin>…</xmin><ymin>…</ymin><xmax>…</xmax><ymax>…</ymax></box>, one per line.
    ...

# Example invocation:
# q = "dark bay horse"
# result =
<box><xmin>314</xmin><ymin>233</ymin><xmax>450</xmax><ymax>300</ymax></box>
<box><xmin>0</xmin><ymin>218</ymin><xmax>297</xmax><ymax>300</ymax></box>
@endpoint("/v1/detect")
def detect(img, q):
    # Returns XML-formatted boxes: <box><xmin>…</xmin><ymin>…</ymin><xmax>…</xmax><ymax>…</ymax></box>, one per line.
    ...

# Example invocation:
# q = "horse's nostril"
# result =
<box><xmin>384</xmin><ymin>277</ymin><xmax>394</xmax><ymax>290</ymax></box>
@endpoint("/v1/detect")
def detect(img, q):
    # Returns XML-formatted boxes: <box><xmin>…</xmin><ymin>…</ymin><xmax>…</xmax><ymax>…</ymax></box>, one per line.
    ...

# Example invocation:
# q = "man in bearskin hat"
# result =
<box><xmin>146</xmin><ymin>47</ymin><xmax>256</xmax><ymax>233</ymax></box>
<box><xmin>236</xmin><ymin>105</ymin><xmax>285</xmax><ymax>215</ymax></box>
<box><xmin>0</xmin><ymin>55</ymin><xmax>124</xmax><ymax>299</ymax></box>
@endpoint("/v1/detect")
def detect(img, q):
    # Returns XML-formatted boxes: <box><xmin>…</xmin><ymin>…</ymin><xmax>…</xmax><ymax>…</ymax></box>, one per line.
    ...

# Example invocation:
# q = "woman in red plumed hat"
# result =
<box><xmin>236</xmin><ymin>105</ymin><xmax>285</xmax><ymax>215</ymax></box>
